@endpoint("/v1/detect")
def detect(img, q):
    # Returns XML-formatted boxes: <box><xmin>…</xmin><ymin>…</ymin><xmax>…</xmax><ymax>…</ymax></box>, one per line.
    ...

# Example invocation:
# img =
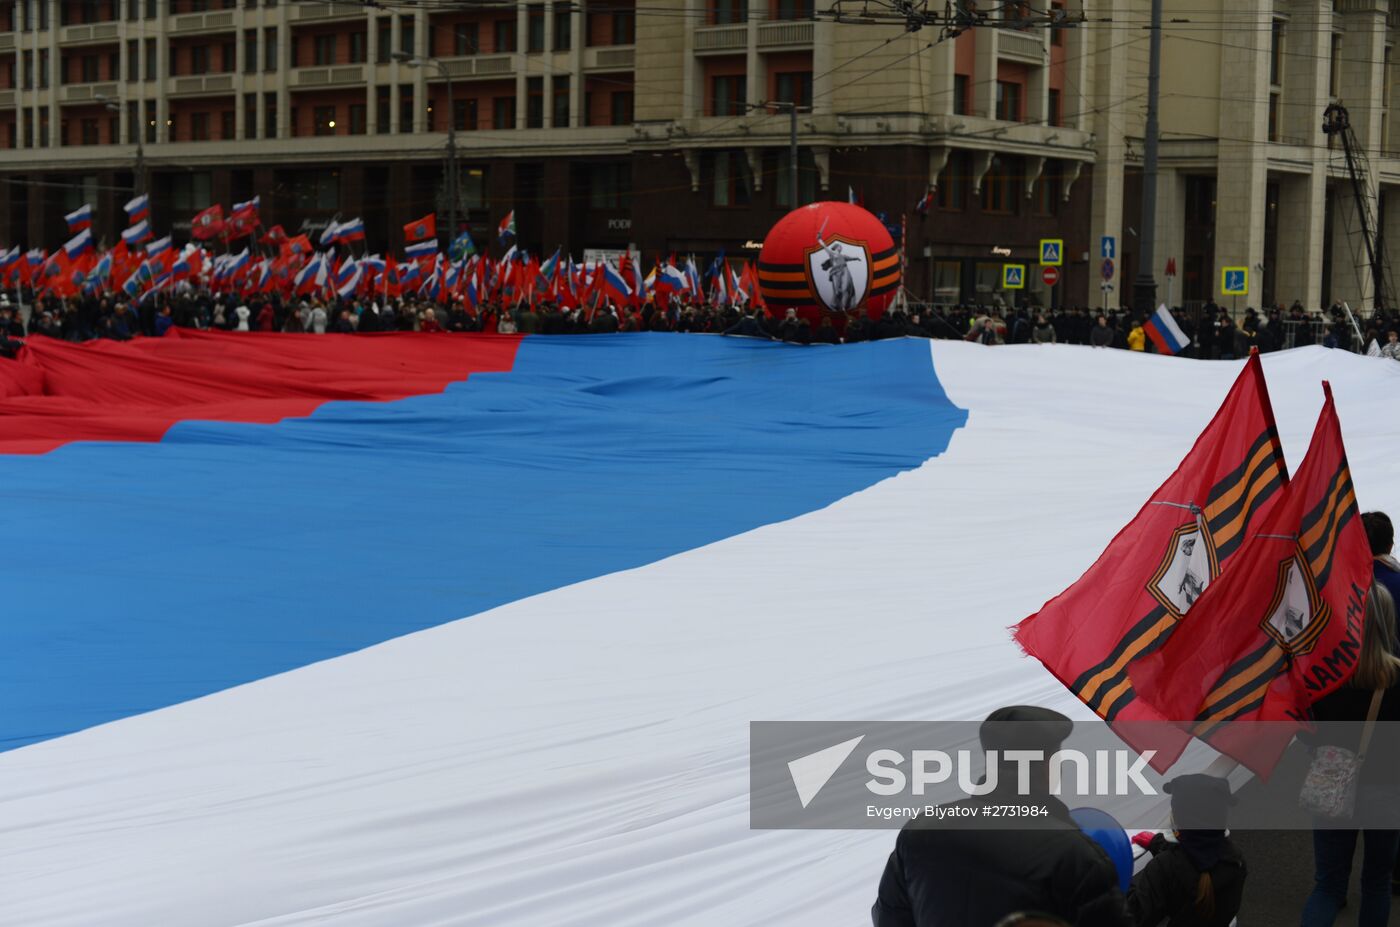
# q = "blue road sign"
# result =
<box><xmin>1101</xmin><ymin>236</ymin><xmax>1116</xmax><ymax>259</ymax></box>
<box><xmin>1039</xmin><ymin>239</ymin><xmax>1063</xmax><ymax>266</ymax></box>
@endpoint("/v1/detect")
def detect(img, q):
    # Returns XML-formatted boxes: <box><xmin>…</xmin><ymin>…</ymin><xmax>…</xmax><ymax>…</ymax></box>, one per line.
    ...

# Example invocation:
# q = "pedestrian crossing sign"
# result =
<box><xmin>1221</xmin><ymin>266</ymin><xmax>1248</xmax><ymax>296</ymax></box>
<box><xmin>1039</xmin><ymin>239</ymin><xmax>1063</xmax><ymax>266</ymax></box>
<box><xmin>1003</xmin><ymin>264</ymin><xmax>1025</xmax><ymax>289</ymax></box>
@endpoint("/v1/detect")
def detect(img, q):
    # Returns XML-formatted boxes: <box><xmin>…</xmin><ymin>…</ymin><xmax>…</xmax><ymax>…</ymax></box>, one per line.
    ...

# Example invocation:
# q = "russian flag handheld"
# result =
<box><xmin>1143</xmin><ymin>304</ymin><xmax>1191</xmax><ymax>355</ymax></box>
<box><xmin>405</xmin><ymin>239</ymin><xmax>438</xmax><ymax>260</ymax></box>
<box><xmin>123</xmin><ymin>194</ymin><xmax>149</xmax><ymax>224</ymax></box>
<box><xmin>497</xmin><ymin>209</ymin><xmax>515</xmax><ymax>245</ymax></box>
<box><xmin>121</xmin><ymin>219</ymin><xmax>152</xmax><ymax>247</ymax></box>
<box><xmin>65</xmin><ymin>203</ymin><xmax>93</xmax><ymax>232</ymax></box>
<box><xmin>62</xmin><ymin>228</ymin><xmax>94</xmax><ymax>259</ymax></box>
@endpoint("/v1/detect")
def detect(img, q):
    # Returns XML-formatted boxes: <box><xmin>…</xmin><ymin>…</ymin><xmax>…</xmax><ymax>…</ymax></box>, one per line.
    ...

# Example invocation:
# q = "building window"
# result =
<box><xmin>1032</xmin><ymin>166</ymin><xmax>1059</xmax><ymax>216</ymax></box>
<box><xmin>1050</xmin><ymin>2</ymin><xmax>1065</xmax><ymax>46</ymax></box>
<box><xmin>1330</xmin><ymin>34</ymin><xmax>1342</xmax><ymax>98</ymax></box>
<box><xmin>492</xmin><ymin>95</ymin><xmax>515</xmax><ymax>129</ymax></box>
<box><xmin>191</xmin><ymin>45</ymin><xmax>209</xmax><ymax>73</ymax></box>
<box><xmin>980</xmin><ymin>155</ymin><xmax>1017</xmax><ymax>214</ymax></box>
<box><xmin>128</xmin><ymin>39</ymin><xmax>140</xmax><ymax>81</ymax></box>
<box><xmin>264</xmin><ymin>91</ymin><xmax>276</xmax><ymax>138</ymax></box>
<box><xmin>81</xmin><ymin>54</ymin><xmax>99</xmax><ymax>83</ymax></box>
<box><xmin>263</xmin><ymin>27</ymin><xmax>277</xmax><ymax>71</ymax></box>
<box><xmin>400</xmin><ymin>20</ymin><xmax>415</xmax><ymax>56</ymax></box>
<box><xmin>349</xmin><ymin>102</ymin><xmax>366</xmax><ymax>135</ymax></box>
<box><xmin>527</xmin><ymin>5</ymin><xmax>545</xmax><ymax>52</ymax></box>
<box><xmin>995</xmin><ymin>80</ymin><xmax>1021</xmax><ymax>121</ymax></box>
<box><xmin>953</xmin><ymin>73</ymin><xmax>970</xmax><ymax>115</ymax></box>
<box><xmin>455</xmin><ymin>23</ymin><xmax>479</xmax><ymax>56</ymax></box>
<box><xmin>552</xmin><ymin>75</ymin><xmax>569</xmax><ymax>126</ymax></box>
<box><xmin>711</xmin><ymin>74</ymin><xmax>746</xmax><ymax>116</ymax></box>
<box><xmin>453</xmin><ymin>97</ymin><xmax>473</xmax><ymax>130</ymax></box>
<box><xmin>168</xmin><ymin>172</ymin><xmax>213</xmax><ymax>214</ymax></box>
<box><xmin>612</xmin><ymin>6</ymin><xmax>635</xmax><ymax>44</ymax></box>
<box><xmin>349</xmin><ymin>31</ymin><xmax>366</xmax><ymax>64</ymax></box>
<box><xmin>145</xmin><ymin>38</ymin><xmax>156</xmax><ymax>79</ymax></box>
<box><xmin>494</xmin><ymin>19</ymin><xmax>515</xmax><ymax>54</ymax></box>
<box><xmin>400</xmin><ymin>93</ymin><xmax>413</xmax><ymax>132</ymax></box>
<box><xmin>191</xmin><ymin>111</ymin><xmax>209</xmax><ymax>141</ymax></box>
<box><xmin>553</xmin><ymin>9</ymin><xmax>571</xmax><ymax>50</ymax></box>
<box><xmin>243</xmin><ymin>92</ymin><xmax>256</xmax><ymax>138</ymax></box>
<box><xmin>38</xmin><ymin>49</ymin><xmax>48</xmax><ymax>88</ymax></box>
<box><xmin>1270</xmin><ymin>19</ymin><xmax>1284</xmax><ymax>87</ymax></box>
<box><xmin>290</xmin><ymin>170</ymin><xmax>339</xmax><ymax>211</ymax></box>
<box><xmin>610</xmin><ymin>90</ymin><xmax>633</xmax><ymax>125</ymax></box>
<box><xmin>773</xmin><ymin>70</ymin><xmax>811</xmax><ymax>107</ymax></box>
<box><xmin>221</xmin><ymin>40</ymin><xmax>235</xmax><ymax>72</ymax></box>
<box><xmin>937</xmin><ymin>152</ymin><xmax>967</xmax><ymax>211</ymax></box>
<box><xmin>710</xmin><ymin>0</ymin><xmax>746</xmax><ymax>24</ymax></box>
<box><xmin>774</xmin><ymin>0</ymin><xmax>812</xmax><ymax>19</ymax></box>
<box><xmin>711</xmin><ymin>150</ymin><xmax>751</xmax><ymax>207</ymax></box>
<box><xmin>243</xmin><ymin>29</ymin><xmax>257</xmax><ymax>72</ymax></box>
<box><xmin>587</xmin><ymin>162</ymin><xmax>631</xmax><ymax>209</ymax></box>
<box><xmin>1047</xmin><ymin>87</ymin><xmax>1061</xmax><ymax>127</ymax></box>
<box><xmin>1268</xmin><ymin>93</ymin><xmax>1279</xmax><ymax>142</ymax></box>
<box><xmin>377</xmin><ymin>20</ymin><xmax>392</xmax><ymax>62</ymax></box>
<box><xmin>527</xmin><ymin>76</ymin><xmax>543</xmax><ymax>127</ymax></box>
<box><xmin>774</xmin><ymin>148</ymin><xmax>816</xmax><ymax>207</ymax></box>
<box><xmin>220</xmin><ymin>109</ymin><xmax>234</xmax><ymax>140</ymax></box>
<box><xmin>314</xmin><ymin>34</ymin><xmax>335</xmax><ymax>66</ymax></box>
<box><xmin>81</xmin><ymin>118</ymin><xmax>98</xmax><ymax>145</ymax></box>
<box><xmin>376</xmin><ymin>85</ymin><xmax>391</xmax><ymax>133</ymax></box>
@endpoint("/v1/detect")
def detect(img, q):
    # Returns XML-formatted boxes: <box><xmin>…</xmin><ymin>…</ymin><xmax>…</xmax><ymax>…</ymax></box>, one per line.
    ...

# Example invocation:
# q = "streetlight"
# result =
<box><xmin>394</xmin><ymin>52</ymin><xmax>457</xmax><ymax>250</ymax></box>
<box><xmin>97</xmin><ymin>93</ymin><xmax>145</xmax><ymax>197</ymax></box>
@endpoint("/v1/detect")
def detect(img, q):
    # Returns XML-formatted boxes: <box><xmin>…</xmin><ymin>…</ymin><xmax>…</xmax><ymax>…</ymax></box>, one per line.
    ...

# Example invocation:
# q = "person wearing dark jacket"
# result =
<box><xmin>722</xmin><ymin>312</ymin><xmax>770</xmax><ymax>338</ymax></box>
<box><xmin>1126</xmin><ymin>775</ymin><xmax>1245</xmax><ymax>927</ymax></box>
<box><xmin>872</xmin><ymin>706</ymin><xmax>1129</xmax><ymax>927</ymax></box>
<box><xmin>1362</xmin><ymin>512</ymin><xmax>1400</xmax><ymax>619</ymax></box>
<box><xmin>1300</xmin><ymin>583</ymin><xmax>1400</xmax><ymax>927</ymax></box>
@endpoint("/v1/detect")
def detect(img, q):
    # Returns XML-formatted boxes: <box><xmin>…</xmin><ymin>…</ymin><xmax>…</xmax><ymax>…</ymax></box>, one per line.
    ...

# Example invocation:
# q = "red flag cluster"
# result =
<box><xmin>1016</xmin><ymin>354</ymin><xmax>1373</xmax><ymax>776</ymax></box>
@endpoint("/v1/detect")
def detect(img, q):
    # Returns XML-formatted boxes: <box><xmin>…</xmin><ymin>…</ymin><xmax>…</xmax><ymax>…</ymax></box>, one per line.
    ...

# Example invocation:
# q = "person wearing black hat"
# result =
<box><xmin>871</xmin><ymin>706</ymin><xmax>1130</xmax><ymax>927</ymax></box>
<box><xmin>1125</xmin><ymin>774</ymin><xmax>1245</xmax><ymax>927</ymax></box>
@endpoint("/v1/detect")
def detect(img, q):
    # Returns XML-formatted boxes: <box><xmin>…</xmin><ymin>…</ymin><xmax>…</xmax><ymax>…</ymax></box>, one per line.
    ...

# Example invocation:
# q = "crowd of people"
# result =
<box><xmin>2</xmin><ymin>285</ymin><xmax>1400</xmax><ymax>361</ymax></box>
<box><xmin>870</xmin><ymin>513</ymin><xmax>1400</xmax><ymax>927</ymax></box>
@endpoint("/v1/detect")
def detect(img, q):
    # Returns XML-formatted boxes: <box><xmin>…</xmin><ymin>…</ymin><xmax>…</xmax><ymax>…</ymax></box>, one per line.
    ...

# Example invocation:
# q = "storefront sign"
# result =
<box><xmin>743</xmin><ymin>239</ymin><xmax>764</xmax><ymax>250</ymax></box>
<box><xmin>607</xmin><ymin>218</ymin><xmax>632</xmax><ymax>231</ymax></box>
<box><xmin>991</xmin><ymin>246</ymin><xmax>1012</xmax><ymax>257</ymax></box>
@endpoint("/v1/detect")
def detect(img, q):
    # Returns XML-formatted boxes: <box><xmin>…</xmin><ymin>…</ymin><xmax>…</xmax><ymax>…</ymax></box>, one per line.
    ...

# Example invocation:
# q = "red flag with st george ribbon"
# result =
<box><xmin>191</xmin><ymin>204</ymin><xmax>224</xmax><ymax>241</ymax></box>
<box><xmin>1129</xmin><ymin>384</ymin><xmax>1373</xmax><ymax>775</ymax></box>
<box><xmin>1014</xmin><ymin>353</ymin><xmax>1289</xmax><ymax>770</ymax></box>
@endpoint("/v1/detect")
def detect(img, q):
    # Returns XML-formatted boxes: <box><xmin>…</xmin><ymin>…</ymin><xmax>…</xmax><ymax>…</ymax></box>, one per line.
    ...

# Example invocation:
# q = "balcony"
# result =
<box><xmin>59</xmin><ymin>22</ymin><xmax>120</xmax><ymax>44</ymax></box>
<box><xmin>757</xmin><ymin>20</ymin><xmax>813</xmax><ymax>49</ymax></box>
<box><xmin>291</xmin><ymin>64</ymin><xmax>366</xmax><ymax>88</ymax></box>
<box><xmin>694</xmin><ymin>25</ymin><xmax>746</xmax><ymax>54</ymax></box>
<box><xmin>584</xmin><ymin>45</ymin><xmax>634</xmax><ymax>72</ymax></box>
<box><xmin>60</xmin><ymin>81</ymin><xmax>118</xmax><ymax>102</ymax></box>
<box><xmin>294</xmin><ymin>2</ymin><xmax>363</xmax><ymax>21</ymax></box>
<box><xmin>170</xmin><ymin>10</ymin><xmax>235</xmax><ymax>34</ymax></box>
<box><xmin>440</xmin><ymin>54</ymin><xmax>514</xmax><ymax>79</ymax></box>
<box><xmin>168</xmin><ymin>73</ymin><xmax>234</xmax><ymax>96</ymax></box>
<box><xmin>0</xmin><ymin>90</ymin><xmax>14</xmax><ymax>107</ymax></box>
<box><xmin>0</xmin><ymin>35</ymin><xmax>13</xmax><ymax>52</ymax></box>
<box><xmin>998</xmin><ymin>30</ymin><xmax>1046</xmax><ymax>64</ymax></box>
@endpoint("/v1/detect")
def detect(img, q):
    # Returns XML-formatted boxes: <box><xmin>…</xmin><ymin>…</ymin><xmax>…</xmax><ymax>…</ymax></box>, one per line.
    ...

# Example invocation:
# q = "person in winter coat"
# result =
<box><xmin>1032</xmin><ymin>315</ymin><xmax>1056</xmax><ymax>344</ymax></box>
<box><xmin>1299</xmin><ymin>583</ymin><xmax>1400</xmax><ymax>927</ymax></box>
<box><xmin>1126</xmin><ymin>775</ymin><xmax>1245</xmax><ymax>927</ymax></box>
<box><xmin>308</xmin><ymin>303</ymin><xmax>328</xmax><ymax>334</ymax></box>
<box><xmin>256</xmin><ymin>303</ymin><xmax>275</xmax><ymax>331</ymax></box>
<box><xmin>233</xmin><ymin>304</ymin><xmax>251</xmax><ymax>331</ymax></box>
<box><xmin>1090</xmin><ymin>315</ymin><xmax>1115</xmax><ymax>347</ymax></box>
<box><xmin>1127</xmin><ymin>322</ymin><xmax>1147</xmax><ymax>352</ymax></box>
<box><xmin>872</xmin><ymin>706</ymin><xmax>1129</xmax><ymax>927</ymax></box>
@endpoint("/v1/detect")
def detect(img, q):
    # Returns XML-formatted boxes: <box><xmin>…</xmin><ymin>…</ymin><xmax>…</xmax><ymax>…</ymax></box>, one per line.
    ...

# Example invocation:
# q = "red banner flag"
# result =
<box><xmin>1014</xmin><ymin>353</ymin><xmax>1289</xmax><ymax>767</ymax></box>
<box><xmin>1130</xmin><ymin>384</ymin><xmax>1373</xmax><ymax>774</ymax></box>
<box><xmin>191</xmin><ymin>204</ymin><xmax>224</xmax><ymax>241</ymax></box>
<box><xmin>404</xmin><ymin>214</ymin><xmax>436</xmax><ymax>243</ymax></box>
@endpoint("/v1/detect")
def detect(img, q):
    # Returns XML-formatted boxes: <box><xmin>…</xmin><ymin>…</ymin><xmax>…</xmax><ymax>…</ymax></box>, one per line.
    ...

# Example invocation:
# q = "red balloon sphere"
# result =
<box><xmin>757</xmin><ymin>202</ymin><xmax>900</xmax><ymax>323</ymax></box>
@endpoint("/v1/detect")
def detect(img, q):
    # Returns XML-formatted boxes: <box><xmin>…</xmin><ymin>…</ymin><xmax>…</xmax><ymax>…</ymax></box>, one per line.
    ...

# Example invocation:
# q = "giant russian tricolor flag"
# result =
<box><xmin>2</xmin><ymin>335</ymin><xmax>1398</xmax><ymax>926</ymax></box>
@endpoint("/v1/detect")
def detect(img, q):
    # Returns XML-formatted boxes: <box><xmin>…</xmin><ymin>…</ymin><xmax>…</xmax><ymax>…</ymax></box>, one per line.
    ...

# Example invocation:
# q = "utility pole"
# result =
<box><xmin>395</xmin><ymin>53</ymin><xmax>456</xmax><ymax>250</ymax></box>
<box><xmin>1132</xmin><ymin>0</ymin><xmax>1163</xmax><ymax>317</ymax></box>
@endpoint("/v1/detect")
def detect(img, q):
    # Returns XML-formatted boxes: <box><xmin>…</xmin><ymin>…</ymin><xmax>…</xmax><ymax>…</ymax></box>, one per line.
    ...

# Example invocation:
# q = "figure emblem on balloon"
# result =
<box><xmin>807</xmin><ymin>234</ymin><xmax>870</xmax><ymax>313</ymax></box>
